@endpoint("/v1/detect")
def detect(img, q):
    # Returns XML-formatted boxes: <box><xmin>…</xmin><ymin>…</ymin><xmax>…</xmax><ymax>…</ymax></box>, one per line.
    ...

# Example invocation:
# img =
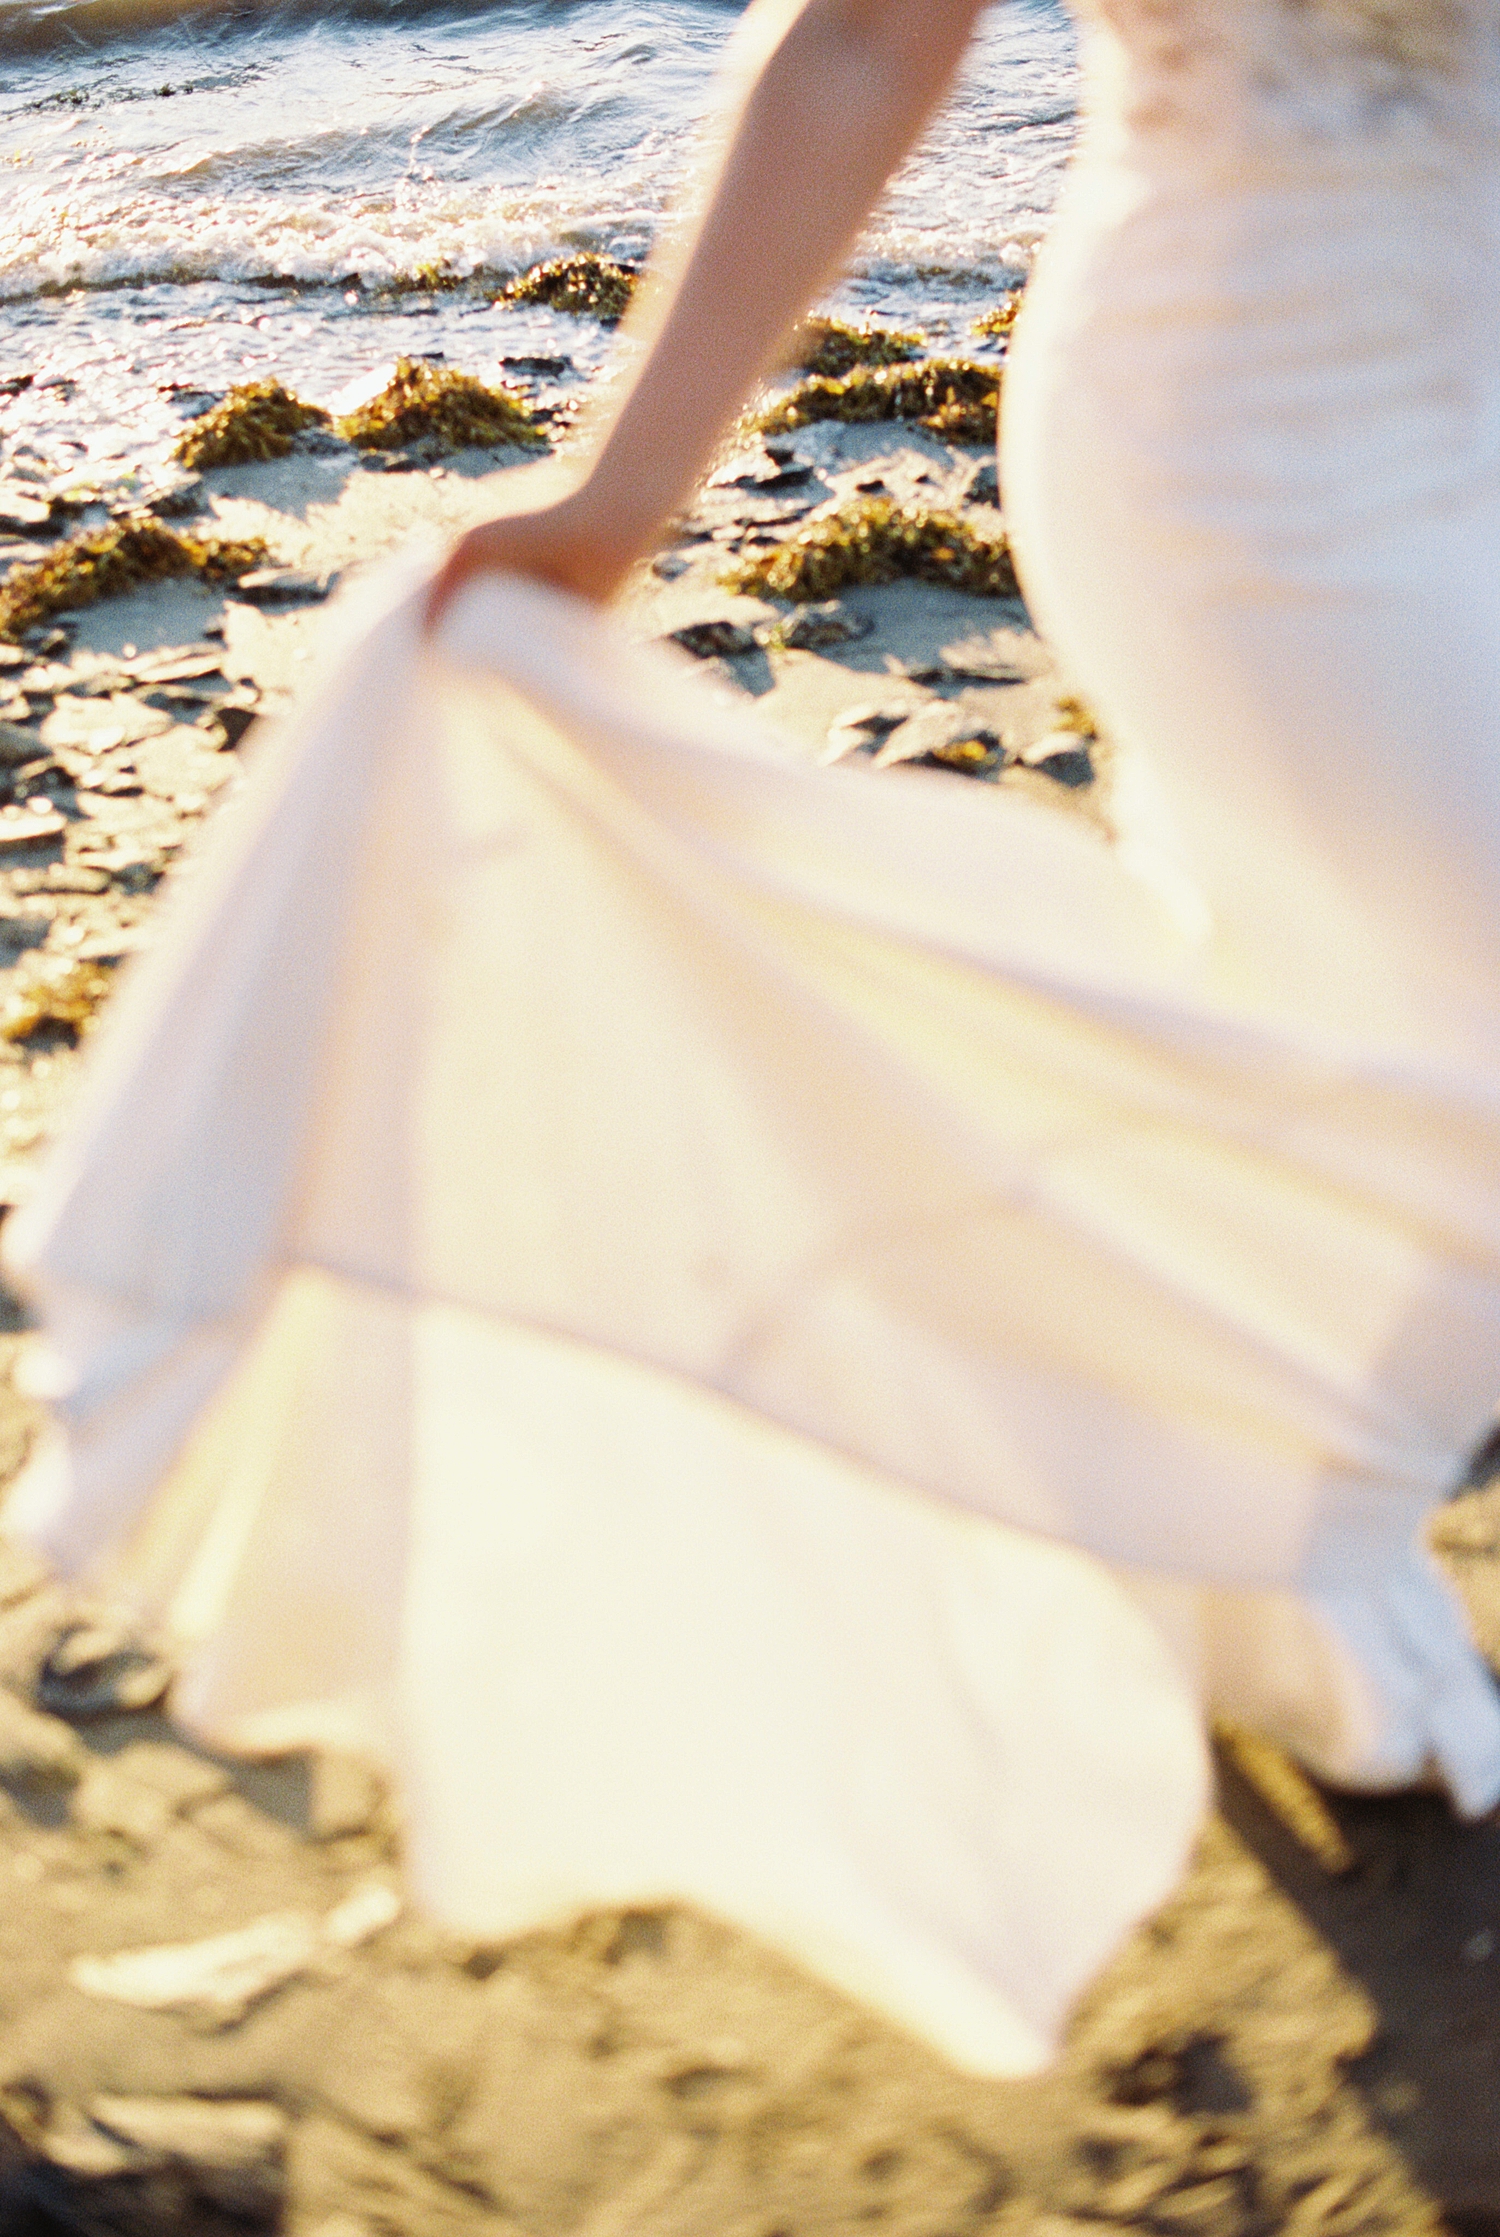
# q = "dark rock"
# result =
<box><xmin>230</xmin><ymin>568</ymin><xmax>337</xmax><ymax>608</ymax></box>
<box><xmin>88</xmin><ymin>2096</ymin><xmax>287</xmax><ymax>2218</ymax></box>
<box><xmin>1021</xmin><ymin>732</ymin><xmax>1095</xmax><ymax>787</ymax></box>
<box><xmin>0</xmin><ymin>375</ymin><xmax>33</xmax><ymax>399</ymax></box>
<box><xmin>139</xmin><ymin>682</ymin><xmax>224</xmax><ymax>714</ymax></box>
<box><xmin>139</xmin><ymin>474</ymin><xmax>206</xmax><ymax>521</ymax></box>
<box><xmin>875</xmin><ymin>702</ymin><xmax>1005</xmax><ymax>776</ymax></box>
<box><xmin>161</xmin><ymin>384</ymin><xmax>223</xmax><ymax>417</ymax></box>
<box><xmin>666</xmin><ymin>620</ymin><xmax>758</xmax><ymax>660</ymax></box>
<box><xmin>711</xmin><ymin>452</ymin><xmax>814</xmax><ymax>496</ymax></box>
<box><xmin>202</xmin><ymin>702</ymin><xmax>258</xmax><ymax>750</ymax></box>
<box><xmin>964</xmin><ymin>459</ymin><xmax>1000</xmax><ymax>508</ymax></box>
<box><xmin>297</xmin><ymin>426</ymin><xmax>350</xmax><ymax>457</ymax></box>
<box><xmin>742</xmin><ymin>464</ymin><xmax>814</xmax><ymax>493</ymax></box>
<box><xmin>36</xmin><ymin>1617</ymin><xmax>174</xmax><ymax>1717</ymax></box>
<box><xmin>767</xmin><ymin>601</ymin><xmax>874</xmax><ymax>651</ymax></box>
<box><xmin>0</xmin><ymin>488</ymin><xmax>55</xmax><ymax>536</ymax></box>
<box><xmin>822</xmin><ymin>701</ymin><xmax>914</xmax><ymax>763</ymax></box>
<box><xmin>500</xmin><ymin>354</ymin><xmax>574</xmax><ymax>377</ymax></box>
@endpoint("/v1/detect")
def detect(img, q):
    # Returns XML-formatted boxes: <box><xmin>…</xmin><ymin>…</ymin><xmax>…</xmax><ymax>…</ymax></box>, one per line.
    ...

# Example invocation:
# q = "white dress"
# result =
<box><xmin>6</xmin><ymin>0</ymin><xmax>1500</xmax><ymax>2080</ymax></box>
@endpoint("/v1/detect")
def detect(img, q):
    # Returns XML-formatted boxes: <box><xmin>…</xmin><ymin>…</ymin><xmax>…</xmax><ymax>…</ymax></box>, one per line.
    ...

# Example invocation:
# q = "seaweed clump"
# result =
<box><xmin>1053</xmin><ymin>692</ymin><xmax>1100</xmax><ymax>739</ymax></box>
<box><xmin>174</xmin><ymin>380</ymin><xmax>332</xmax><ymax>469</ymax></box>
<box><xmin>500</xmin><ymin>253</ymin><xmax>639</xmax><ymax>324</ymax></box>
<box><xmin>387</xmin><ymin>261</ymin><xmax>473</xmax><ymax>295</ymax></box>
<box><xmin>337</xmin><ymin>359</ymin><xmax>547</xmax><ymax>454</ymax></box>
<box><xmin>0</xmin><ymin>518</ymin><xmax>270</xmax><ymax>642</ymax></box>
<box><xmin>792</xmin><ymin>317</ymin><xmax>925</xmax><ymax>379</ymax></box>
<box><xmin>973</xmin><ymin>290</ymin><xmax>1024</xmax><ymax>341</ymax></box>
<box><xmin>1</xmin><ymin>956</ymin><xmax>117</xmax><ymax>1046</ymax></box>
<box><xmin>759</xmin><ymin>359</ymin><xmax>1000</xmax><ymax>446</ymax></box>
<box><xmin>723</xmin><ymin>496</ymin><xmax>1018</xmax><ymax>603</ymax></box>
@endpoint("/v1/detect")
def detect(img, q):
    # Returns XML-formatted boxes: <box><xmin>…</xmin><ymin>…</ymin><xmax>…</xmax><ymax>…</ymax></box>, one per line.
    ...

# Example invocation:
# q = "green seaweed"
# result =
<box><xmin>0</xmin><ymin>518</ymin><xmax>271</xmax><ymax>642</ymax></box>
<box><xmin>393</xmin><ymin>261</ymin><xmax>473</xmax><ymax>294</ymax></box>
<box><xmin>336</xmin><ymin>359</ymin><xmax>548</xmax><ymax>453</ymax></box>
<box><xmin>0</xmin><ymin>955</ymin><xmax>116</xmax><ymax>1045</ymax></box>
<box><xmin>792</xmin><ymin>318</ymin><xmax>925</xmax><ymax>379</ymax></box>
<box><xmin>972</xmin><ymin>291</ymin><xmax>1024</xmax><ymax>341</ymax></box>
<box><xmin>723</xmin><ymin>496</ymin><xmax>1018</xmax><ymax>604</ymax></box>
<box><xmin>1052</xmin><ymin>692</ymin><xmax>1100</xmax><ymax>739</ymax></box>
<box><xmin>758</xmin><ymin>359</ymin><xmax>1000</xmax><ymax>446</ymax></box>
<box><xmin>174</xmin><ymin>380</ymin><xmax>331</xmax><ymax>469</ymax></box>
<box><xmin>499</xmin><ymin>252</ymin><xmax>639</xmax><ymax>324</ymax></box>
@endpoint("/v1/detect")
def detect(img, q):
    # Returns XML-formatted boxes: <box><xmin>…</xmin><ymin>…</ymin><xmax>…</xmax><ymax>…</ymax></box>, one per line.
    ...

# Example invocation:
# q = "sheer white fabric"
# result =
<box><xmin>2</xmin><ymin>552</ymin><xmax>1497</xmax><ymax>2073</ymax></box>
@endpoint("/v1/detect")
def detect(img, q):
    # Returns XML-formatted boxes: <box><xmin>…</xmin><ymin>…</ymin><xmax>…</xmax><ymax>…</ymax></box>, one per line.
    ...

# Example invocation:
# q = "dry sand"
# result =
<box><xmin>0</xmin><ymin>429</ymin><xmax>1498</xmax><ymax>2237</ymax></box>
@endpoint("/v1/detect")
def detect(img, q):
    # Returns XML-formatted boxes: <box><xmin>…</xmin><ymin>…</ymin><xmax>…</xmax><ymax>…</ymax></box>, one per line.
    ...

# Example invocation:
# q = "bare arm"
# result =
<box><xmin>426</xmin><ymin>0</ymin><xmax>989</xmax><ymax>618</ymax></box>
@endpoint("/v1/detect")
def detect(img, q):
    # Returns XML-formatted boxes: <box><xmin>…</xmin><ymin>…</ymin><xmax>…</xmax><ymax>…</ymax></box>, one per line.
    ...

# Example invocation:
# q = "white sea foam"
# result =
<box><xmin>0</xmin><ymin>0</ymin><xmax>1077</xmax><ymax>463</ymax></box>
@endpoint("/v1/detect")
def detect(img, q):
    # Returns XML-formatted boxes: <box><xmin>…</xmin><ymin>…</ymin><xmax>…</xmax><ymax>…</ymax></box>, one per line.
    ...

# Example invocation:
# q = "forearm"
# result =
<box><xmin>578</xmin><ymin>0</ymin><xmax>988</xmax><ymax>568</ymax></box>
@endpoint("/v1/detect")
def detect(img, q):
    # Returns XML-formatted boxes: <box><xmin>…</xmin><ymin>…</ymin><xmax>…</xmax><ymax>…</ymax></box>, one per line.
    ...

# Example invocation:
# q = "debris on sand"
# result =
<box><xmin>0</xmin><ymin>520</ymin><xmax>270</xmax><ymax>642</ymax></box>
<box><xmin>873</xmin><ymin>703</ymin><xmax>1007</xmax><ymax>777</ymax></box>
<box><xmin>173</xmin><ymin>381</ymin><xmax>331</xmax><ymax>470</ymax></box>
<box><xmin>763</xmin><ymin>598</ymin><xmax>873</xmax><ymax>650</ymax></box>
<box><xmin>791</xmin><ymin>317</ymin><xmax>925</xmax><ymax>378</ymax></box>
<box><xmin>336</xmin><ymin>359</ymin><xmax>548</xmax><ymax>454</ymax></box>
<box><xmin>758</xmin><ymin>359</ymin><xmax>1001</xmax><ymax>445</ymax></box>
<box><xmin>70</xmin><ymin>1879</ymin><xmax>402</xmax><ymax>2024</ymax></box>
<box><xmin>0</xmin><ymin>954</ymin><xmax>118</xmax><ymax>1045</ymax></box>
<box><xmin>499</xmin><ymin>252</ymin><xmax>639</xmax><ymax>324</ymax></box>
<box><xmin>724</xmin><ymin>496</ymin><xmax>1018</xmax><ymax>603</ymax></box>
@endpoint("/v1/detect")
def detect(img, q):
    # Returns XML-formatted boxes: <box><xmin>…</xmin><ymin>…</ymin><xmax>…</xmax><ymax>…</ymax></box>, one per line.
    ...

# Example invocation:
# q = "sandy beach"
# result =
<box><xmin>1</xmin><ymin>415</ymin><xmax>1500</xmax><ymax>2237</ymax></box>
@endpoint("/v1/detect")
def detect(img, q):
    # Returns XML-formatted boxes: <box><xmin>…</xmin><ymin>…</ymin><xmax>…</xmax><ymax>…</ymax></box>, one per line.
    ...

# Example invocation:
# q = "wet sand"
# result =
<box><xmin>0</xmin><ymin>427</ymin><xmax>1498</xmax><ymax>2237</ymax></box>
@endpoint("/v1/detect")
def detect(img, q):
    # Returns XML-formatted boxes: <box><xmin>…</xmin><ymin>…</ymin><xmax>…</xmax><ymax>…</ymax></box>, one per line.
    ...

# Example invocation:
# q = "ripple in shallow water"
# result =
<box><xmin>0</xmin><ymin>0</ymin><xmax>1077</xmax><ymax>474</ymax></box>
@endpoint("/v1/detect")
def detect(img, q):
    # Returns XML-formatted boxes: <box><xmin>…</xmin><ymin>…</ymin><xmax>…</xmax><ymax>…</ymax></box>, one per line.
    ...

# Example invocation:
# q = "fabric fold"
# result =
<box><xmin>4</xmin><ymin>563</ymin><xmax>1497</xmax><ymax>2072</ymax></box>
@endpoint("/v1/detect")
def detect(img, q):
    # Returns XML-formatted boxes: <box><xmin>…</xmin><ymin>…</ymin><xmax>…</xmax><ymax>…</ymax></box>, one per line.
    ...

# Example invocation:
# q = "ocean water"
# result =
<box><xmin>0</xmin><ymin>0</ymin><xmax>1078</xmax><ymax>485</ymax></box>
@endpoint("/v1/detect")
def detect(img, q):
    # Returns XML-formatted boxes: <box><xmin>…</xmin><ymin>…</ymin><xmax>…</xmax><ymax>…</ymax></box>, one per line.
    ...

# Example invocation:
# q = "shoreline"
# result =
<box><xmin>0</xmin><ymin>418</ymin><xmax>1498</xmax><ymax>2235</ymax></box>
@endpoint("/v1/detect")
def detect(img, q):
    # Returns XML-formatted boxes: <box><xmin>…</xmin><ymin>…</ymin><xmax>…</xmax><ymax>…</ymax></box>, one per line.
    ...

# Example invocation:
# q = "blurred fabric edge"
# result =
<box><xmin>3</xmin><ymin>561</ymin><xmax>1496</xmax><ymax>2072</ymax></box>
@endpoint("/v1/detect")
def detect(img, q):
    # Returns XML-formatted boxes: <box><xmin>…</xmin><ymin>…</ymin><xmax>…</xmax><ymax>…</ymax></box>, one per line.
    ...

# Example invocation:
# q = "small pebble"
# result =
<box><xmin>1020</xmin><ymin>731</ymin><xmax>1095</xmax><ymax>788</ymax></box>
<box><xmin>767</xmin><ymin>601</ymin><xmax>873</xmax><ymax>651</ymax></box>
<box><xmin>36</xmin><ymin>1616</ymin><xmax>175</xmax><ymax>1717</ymax></box>
<box><xmin>666</xmin><ymin>620</ymin><xmax>758</xmax><ymax>660</ymax></box>
<box><xmin>231</xmin><ymin>568</ymin><xmax>336</xmax><ymax>608</ymax></box>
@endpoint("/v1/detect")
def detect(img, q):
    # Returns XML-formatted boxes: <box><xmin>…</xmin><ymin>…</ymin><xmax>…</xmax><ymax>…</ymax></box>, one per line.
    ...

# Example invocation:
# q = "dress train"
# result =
<box><xmin>3</xmin><ymin>567</ymin><xmax>1498</xmax><ymax>2075</ymax></box>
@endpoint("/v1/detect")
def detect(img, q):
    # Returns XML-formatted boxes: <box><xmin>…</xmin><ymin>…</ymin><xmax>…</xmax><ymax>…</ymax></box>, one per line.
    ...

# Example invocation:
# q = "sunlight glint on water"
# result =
<box><xmin>0</xmin><ymin>0</ymin><xmax>1078</xmax><ymax>474</ymax></box>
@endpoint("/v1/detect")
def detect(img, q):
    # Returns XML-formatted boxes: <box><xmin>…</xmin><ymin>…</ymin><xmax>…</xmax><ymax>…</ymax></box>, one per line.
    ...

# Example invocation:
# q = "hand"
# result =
<box><xmin>423</xmin><ymin>472</ymin><xmax>642</xmax><ymax>631</ymax></box>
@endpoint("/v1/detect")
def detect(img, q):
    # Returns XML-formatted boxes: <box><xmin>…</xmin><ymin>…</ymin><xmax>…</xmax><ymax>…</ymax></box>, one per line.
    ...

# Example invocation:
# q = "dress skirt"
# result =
<box><xmin>3</xmin><ymin>547</ymin><xmax>1498</xmax><ymax>2075</ymax></box>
